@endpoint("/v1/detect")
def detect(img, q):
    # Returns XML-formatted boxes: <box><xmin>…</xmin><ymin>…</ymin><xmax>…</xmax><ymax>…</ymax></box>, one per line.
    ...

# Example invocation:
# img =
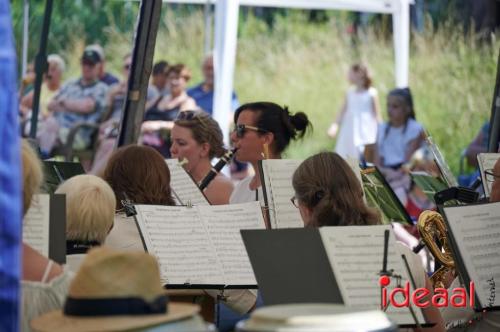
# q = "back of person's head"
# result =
<box><xmin>152</xmin><ymin>60</ymin><xmax>169</xmax><ymax>76</ymax></box>
<box><xmin>174</xmin><ymin>110</ymin><xmax>225</xmax><ymax>159</ymax></box>
<box><xmin>292</xmin><ymin>152</ymin><xmax>380</xmax><ymax>227</ymax></box>
<box><xmin>166</xmin><ymin>63</ymin><xmax>191</xmax><ymax>81</ymax></box>
<box><xmin>234</xmin><ymin>102</ymin><xmax>311</xmax><ymax>154</ymax></box>
<box><xmin>56</xmin><ymin>175</ymin><xmax>116</xmax><ymax>244</ymax></box>
<box><xmin>103</xmin><ymin>145</ymin><xmax>175</xmax><ymax>207</ymax></box>
<box><xmin>388</xmin><ymin>87</ymin><xmax>415</xmax><ymax>120</ymax></box>
<box><xmin>350</xmin><ymin>63</ymin><xmax>372</xmax><ymax>89</ymax></box>
<box><xmin>47</xmin><ymin>54</ymin><xmax>66</xmax><ymax>73</ymax></box>
<box><xmin>21</xmin><ymin>140</ymin><xmax>44</xmax><ymax>215</ymax></box>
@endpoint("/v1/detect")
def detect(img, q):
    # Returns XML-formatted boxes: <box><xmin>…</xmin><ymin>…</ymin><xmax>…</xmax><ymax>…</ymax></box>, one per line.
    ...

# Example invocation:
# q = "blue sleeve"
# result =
<box><xmin>0</xmin><ymin>1</ymin><xmax>22</xmax><ymax>330</ymax></box>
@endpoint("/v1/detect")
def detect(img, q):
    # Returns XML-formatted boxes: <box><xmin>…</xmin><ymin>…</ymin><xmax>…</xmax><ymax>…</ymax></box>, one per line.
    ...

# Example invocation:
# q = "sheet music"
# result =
<box><xmin>135</xmin><ymin>205</ymin><xmax>222</xmax><ymax>285</ymax></box>
<box><xmin>478</xmin><ymin>153</ymin><xmax>500</xmax><ymax>196</ymax></box>
<box><xmin>262</xmin><ymin>160</ymin><xmax>303</xmax><ymax>229</ymax></box>
<box><xmin>319</xmin><ymin>225</ymin><xmax>426</xmax><ymax>326</ymax></box>
<box><xmin>23</xmin><ymin>194</ymin><xmax>50</xmax><ymax>257</ymax></box>
<box><xmin>444</xmin><ymin>203</ymin><xmax>500</xmax><ymax>308</ymax></box>
<box><xmin>165</xmin><ymin>159</ymin><xmax>209</xmax><ymax>206</ymax></box>
<box><xmin>134</xmin><ymin>202</ymin><xmax>264</xmax><ymax>286</ymax></box>
<box><xmin>427</xmin><ymin>136</ymin><xmax>459</xmax><ymax>187</ymax></box>
<box><xmin>200</xmin><ymin>202</ymin><xmax>265</xmax><ymax>285</ymax></box>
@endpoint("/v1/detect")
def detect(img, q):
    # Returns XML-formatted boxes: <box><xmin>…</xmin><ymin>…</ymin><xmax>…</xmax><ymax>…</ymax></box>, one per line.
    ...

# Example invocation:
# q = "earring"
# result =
<box><xmin>262</xmin><ymin>143</ymin><xmax>270</xmax><ymax>159</ymax></box>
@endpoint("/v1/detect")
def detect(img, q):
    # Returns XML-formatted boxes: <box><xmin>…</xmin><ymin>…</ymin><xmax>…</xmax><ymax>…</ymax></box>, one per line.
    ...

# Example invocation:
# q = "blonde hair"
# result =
<box><xmin>56</xmin><ymin>174</ymin><xmax>116</xmax><ymax>244</ymax></box>
<box><xmin>47</xmin><ymin>54</ymin><xmax>66</xmax><ymax>73</ymax></box>
<box><xmin>21</xmin><ymin>140</ymin><xmax>44</xmax><ymax>215</ymax></box>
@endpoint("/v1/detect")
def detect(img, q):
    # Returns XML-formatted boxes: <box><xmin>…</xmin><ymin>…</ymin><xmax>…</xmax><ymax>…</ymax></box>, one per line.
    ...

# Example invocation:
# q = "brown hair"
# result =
<box><xmin>292</xmin><ymin>152</ymin><xmax>380</xmax><ymax>227</ymax></box>
<box><xmin>103</xmin><ymin>145</ymin><xmax>175</xmax><ymax>208</ymax></box>
<box><xmin>21</xmin><ymin>140</ymin><xmax>44</xmax><ymax>215</ymax></box>
<box><xmin>174</xmin><ymin>111</ymin><xmax>225</xmax><ymax>159</ymax></box>
<box><xmin>166</xmin><ymin>63</ymin><xmax>191</xmax><ymax>81</ymax></box>
<box><xmin>351</xmin><ymin>63</ymin><xmax>372</xmax><ymax>89</ymax></box>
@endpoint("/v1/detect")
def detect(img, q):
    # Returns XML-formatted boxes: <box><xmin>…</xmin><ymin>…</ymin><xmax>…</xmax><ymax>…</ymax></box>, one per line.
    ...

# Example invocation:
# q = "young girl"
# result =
<box><xmin>328</xmin><ymin>63</ymin><xmax>381</xmax><ymax>161</ymax></box>
<box><xmin>375</xmin><ymin>87</ymin><xmax>425</xmax><ymax>205</ymax></box>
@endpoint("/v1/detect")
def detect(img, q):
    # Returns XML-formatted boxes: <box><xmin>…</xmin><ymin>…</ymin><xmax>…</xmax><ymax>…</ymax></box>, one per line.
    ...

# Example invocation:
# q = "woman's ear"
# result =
<box><xmin>200</xmin><ymin>142</ymin><xmax>210</xmax><ymax>158</ymax></box>
<box><xmin>262</xmin><ymin>131</ymin><xmax>275</xmax><ymax>146</ymax></box>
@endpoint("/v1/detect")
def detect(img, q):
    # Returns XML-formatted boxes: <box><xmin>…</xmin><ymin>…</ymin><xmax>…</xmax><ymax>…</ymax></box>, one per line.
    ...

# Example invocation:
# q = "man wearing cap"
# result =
<box><xmin>85</xmin><ymin>44</ymin><xmax>119</xmax><ymax>86</ymax></box>
<box><xmin>38</xmin><ymin>49</ymin><xmax>109</xmax><ymax>155</ymax></box>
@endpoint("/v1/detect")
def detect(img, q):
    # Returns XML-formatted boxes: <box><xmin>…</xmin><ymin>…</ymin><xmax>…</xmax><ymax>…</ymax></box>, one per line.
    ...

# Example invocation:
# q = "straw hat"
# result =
<box><xmin>31</xmin><ymin>247</ymin><xmax>199</xmax><ymax>332</ymax></box>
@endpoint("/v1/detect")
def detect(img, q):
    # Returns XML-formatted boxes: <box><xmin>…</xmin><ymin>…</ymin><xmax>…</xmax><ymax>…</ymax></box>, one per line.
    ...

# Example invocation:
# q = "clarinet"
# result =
<box><xmin>199</xmin><ymin>148</ymin><xmax>237</xmax><ymax>190</ymax></box>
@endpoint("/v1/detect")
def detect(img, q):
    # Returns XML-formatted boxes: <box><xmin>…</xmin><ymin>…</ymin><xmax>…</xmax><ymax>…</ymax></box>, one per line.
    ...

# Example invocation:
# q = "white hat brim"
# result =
<box><xmin>31</xmin><ymin>302</ymin><xmax>199</xmax><ymax>332</ymax></box>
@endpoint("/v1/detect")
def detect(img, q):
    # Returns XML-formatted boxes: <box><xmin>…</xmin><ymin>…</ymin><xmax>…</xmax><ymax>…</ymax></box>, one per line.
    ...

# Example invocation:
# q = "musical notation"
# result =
<box><xmin>165</xmin><ymin>159</ymin><xmax>209</xmax><ymax>206</ymax></box>
<box><xmin>23</xmin><ymin>194</ymin><xmax>51</xmax><ymax>257</ymax></box>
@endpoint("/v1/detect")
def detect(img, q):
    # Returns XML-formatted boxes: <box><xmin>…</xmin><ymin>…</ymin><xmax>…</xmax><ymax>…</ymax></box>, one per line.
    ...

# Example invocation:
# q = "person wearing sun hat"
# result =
<box><xmin>31</xmin><ymin>247</ymin><xmax>208</xmax><ymax>332</ymax></box>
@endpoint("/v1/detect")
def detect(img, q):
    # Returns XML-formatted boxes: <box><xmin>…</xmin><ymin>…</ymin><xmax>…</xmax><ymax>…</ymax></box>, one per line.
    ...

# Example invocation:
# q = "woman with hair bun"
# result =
<box><xmin>214</xmin><ymin>102</ymin><xmax>311</xmax><ymax>330</ymax></box>
<box><xmin>229</xmin><ymin>101</ymin><xmax>311</xmax><ymax>205</ymax></box>
<box><xmin>170</xmin><ymin>110</ymin><xmax>234</xmax><ymax>205</ymax></box>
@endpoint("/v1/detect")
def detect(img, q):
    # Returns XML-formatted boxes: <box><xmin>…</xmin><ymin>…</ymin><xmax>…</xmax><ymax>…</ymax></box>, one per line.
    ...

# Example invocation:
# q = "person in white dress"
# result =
<box><xmin>328</xmin><ymin>63</ymin><xmax>382</xmax><ymax>161</ymax></box>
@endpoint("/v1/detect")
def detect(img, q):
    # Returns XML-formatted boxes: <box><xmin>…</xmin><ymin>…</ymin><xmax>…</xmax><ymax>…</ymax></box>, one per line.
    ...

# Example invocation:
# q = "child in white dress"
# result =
<box><xmin>328</xmin><ymin>63</ymin><xmax>381</xmax><ymax>161</ymax></box>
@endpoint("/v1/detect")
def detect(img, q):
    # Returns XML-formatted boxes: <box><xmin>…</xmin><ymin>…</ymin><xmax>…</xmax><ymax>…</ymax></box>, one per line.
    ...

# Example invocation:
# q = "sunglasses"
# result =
<box><xmin>233</xmin><ymin>124</ymin><xmax>267</xmax><ymax>138</ymax></box>
<box><xmin>485</xmin><ymin>169</ymin><xmax>500</xmax><ymax>182</ymax></box>
<box><xmin>176</xmin><ymin>110</ymin><xmax>207</xmax><ymax>128</ymax></box>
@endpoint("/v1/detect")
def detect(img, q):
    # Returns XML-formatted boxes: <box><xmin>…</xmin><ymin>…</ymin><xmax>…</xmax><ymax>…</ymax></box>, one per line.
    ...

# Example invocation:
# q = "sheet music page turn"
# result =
<box><xmin>23</xmin><ymin>194</ymin><xmax>51</xmax><ymax>257</ymax></box>
<box><xmin>319</xmin><ymin>225</ymin><xmax>426</xmax><ymax>326</ymax></box>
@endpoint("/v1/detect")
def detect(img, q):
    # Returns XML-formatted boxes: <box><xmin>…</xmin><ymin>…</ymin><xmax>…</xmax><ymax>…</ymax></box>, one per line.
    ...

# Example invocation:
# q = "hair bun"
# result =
<box><xmin>290</xmin><ymin>112</ymin><xmax>310</xmax><ymax>137</ymax></box>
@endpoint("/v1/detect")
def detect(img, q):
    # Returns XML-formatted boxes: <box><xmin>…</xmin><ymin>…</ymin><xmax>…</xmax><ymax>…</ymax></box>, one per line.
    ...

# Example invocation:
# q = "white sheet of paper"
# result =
<box><xmin>134</xmin><ymin>202</ymin><xmax>264</xmax><ymax>286</ymax></box>
<box><xmin>477</xmin><ymin>153</ymin><xmax>500</xmax><ymax>197</ymax></box>
<box><xmin>165</xmin><ymin>159</ymin><xmax>209</xmax><ymax>206</ymax></box>
<box><xmin>23</xmin><ymin>194</ymin><xmax>50</xmax><ymax>257</ymax></box>
<box><xmin>261</xmin><ymin>160</ymin><xmax>303</xmax><ymax>229</ymax></box>
<box><xmin>199</xmin><ymin>201</ymin><xmax>265</xmax><ymax>285</ymax></box>
<box><xmin>444</xmin><ymin>203</ymin><xmax>500</xmax><ymax>308</ymax></box>
<box><xmin>319</xmin><ymin>225</ymin><xmax>426</xmax><ymax>326</ymax></box>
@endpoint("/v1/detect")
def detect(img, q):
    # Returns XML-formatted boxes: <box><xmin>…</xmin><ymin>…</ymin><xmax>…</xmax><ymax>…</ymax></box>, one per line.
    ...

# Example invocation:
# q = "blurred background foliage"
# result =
<box><xmin>11</xmin><ymin>0</ymin><xmax>500</xmax><ymax>175</ymax></box>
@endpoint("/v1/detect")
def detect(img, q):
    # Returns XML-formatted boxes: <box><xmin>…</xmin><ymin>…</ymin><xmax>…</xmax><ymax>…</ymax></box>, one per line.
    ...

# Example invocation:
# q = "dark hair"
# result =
<box><xmin>292</xmin><ymin>152</ymin><xmax>380</xmax><ymax>227</ymax></box>
<box><xmin>174</xmin><ymin>111</ymin><xmax>225</xmax><ymax>159</ymax></box>
<box><xmin>152</xmin><ymin>60</ymin><xmax>169</xmax><ymax>76</ymax></box>
<box><xmin>384</xmin><ymin>87</ymin><xmax>415</xmax><ymax>140</ymax></box>
<box><xmin>103</xmin><ymin>145</ymin><xmax>175</xmax><ymax>208</ymax></box>
<box><xmin>234</xmin><ymin>102</ymin><xmax>311</xmax><ymax>154</ymax></box>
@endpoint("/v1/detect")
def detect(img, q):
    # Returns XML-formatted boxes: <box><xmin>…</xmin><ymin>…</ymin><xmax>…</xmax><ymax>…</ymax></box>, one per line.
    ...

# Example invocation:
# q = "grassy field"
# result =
<box><xmin>58</xmin><ymin>11</ymin><xmax>499</xmax><ymax>175</ymax></box>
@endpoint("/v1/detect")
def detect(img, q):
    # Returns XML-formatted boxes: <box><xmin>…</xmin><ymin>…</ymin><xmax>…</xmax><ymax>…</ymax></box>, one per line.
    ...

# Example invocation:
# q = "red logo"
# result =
<box><xmin>379</xmin><ymin>276</ymin><xmax>474</xmax><ymax>308</ymax></box>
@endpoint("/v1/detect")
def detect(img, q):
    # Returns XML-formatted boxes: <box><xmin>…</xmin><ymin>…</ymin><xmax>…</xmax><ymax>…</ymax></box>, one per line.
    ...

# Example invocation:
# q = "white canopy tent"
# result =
<box><xmin>21</xmin><ymin>0</ymin><xmax>412</xmax><ymax>145</ymax></box>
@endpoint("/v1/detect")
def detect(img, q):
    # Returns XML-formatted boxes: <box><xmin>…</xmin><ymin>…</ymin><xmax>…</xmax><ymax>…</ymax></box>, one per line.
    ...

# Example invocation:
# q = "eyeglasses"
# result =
<box><xmin>485</xmin><ymin>169</ymin><xmax>500</xmax><ymax>182</ymax></box>
<box><xmin>290</xmin><ymin>195</ymin><xmax>299</xmax><ymax>208</ymax></box>
<box><xmin>233</xmin><ymin>124</ymin><xmax>267</xmax><ymax>138</ymax></box>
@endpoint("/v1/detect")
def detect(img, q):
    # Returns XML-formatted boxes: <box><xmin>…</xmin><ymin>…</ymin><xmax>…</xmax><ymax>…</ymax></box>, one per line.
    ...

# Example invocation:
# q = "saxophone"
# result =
<box><xmin>417</xmin><ymin>210</ymin><xmax>455</xmax><ymax>289</ymax></box>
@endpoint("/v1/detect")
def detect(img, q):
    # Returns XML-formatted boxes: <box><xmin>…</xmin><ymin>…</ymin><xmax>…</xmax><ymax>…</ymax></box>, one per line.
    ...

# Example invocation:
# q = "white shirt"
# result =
<box><xmin>377</xmin><ymin>119</ymin><xmax>423</xmax><ymax>166</ymax></box>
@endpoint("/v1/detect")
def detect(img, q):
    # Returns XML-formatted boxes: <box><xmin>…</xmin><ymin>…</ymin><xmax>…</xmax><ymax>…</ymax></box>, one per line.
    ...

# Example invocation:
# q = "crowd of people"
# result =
<box><xmin>15</xmin><ymin>45</ymin><xmax>500</xmax><ymax>332</ymax></box>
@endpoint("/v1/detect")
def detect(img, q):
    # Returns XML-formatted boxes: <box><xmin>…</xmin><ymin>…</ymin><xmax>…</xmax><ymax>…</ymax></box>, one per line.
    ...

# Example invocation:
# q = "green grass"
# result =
<box><xmin>58</xmin><ymin>10</ymin><xmax>499</xmax><ymax>175</ymax></box>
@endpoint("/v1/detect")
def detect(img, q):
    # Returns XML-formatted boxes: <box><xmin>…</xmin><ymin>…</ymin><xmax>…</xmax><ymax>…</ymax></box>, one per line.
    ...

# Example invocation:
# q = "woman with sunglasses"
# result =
<box><xmin>170</xmin><ymin>110</ymin><xmax>234</xmax><ymax>205</ymax></box>
<box><xmin>142</xmin><ymin>64</ymin><xmax>197</xmax><ymax>157</ymax></box>
<box><xmin>214</xmin><ymin>102</ymin><xmax>311</xmax><ymax>331</ymax></box>
<box><xmin>229</xmin><ymin>102</ymin><xmax>311</xmax><ymax>204</ymax></box>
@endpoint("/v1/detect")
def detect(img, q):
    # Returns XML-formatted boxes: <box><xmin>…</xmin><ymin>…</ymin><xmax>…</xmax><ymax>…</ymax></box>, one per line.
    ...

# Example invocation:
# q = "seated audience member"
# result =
<box><xmin>37</xmin><ymin>48</ymin><xmax>108</xmax><ymax>157</ymax></box>
<box><xmin>142</xmin><ymin>64</ymin><xmax>197</xmax><ymax>157</ymax></box>
<box><xmin>85</xmin><ymin>44</ymin><xmax>119</xmax><ymax>86</ymax></box>
<box><xmin>30</xmin><ymin>247</ymin><xmax>206</xmax><ymax>332</ymax></box>
<box><xmin>103</xmin><ymin>145</ymin><xmax>175</xmax><ymax>251</ymax></box>
<box><xmin>187</xmin><ymin>54</ymin><xmax>247</xmax><ymax>180</ymax></box>
<box><xmin>170</xmin><ymin>110</ymin><xmax>234</xmax><ymax>204</ymax></box>
<box><xmin>292</xmin><ymin>152</ymin><xmax>445</xmax><ymax>332</ymax></box>
<box><xmin>55</xmin><ymin>174</ymin><xmax>115</xmax><ymax>272</ymax></box>
<box><xmin>20</xmin><ymin>54</ymin><xmax>65</xmax><ymax>120</ymax></box>
<box><xmin>20</xmin><ymin>140</ymin><xmax>72</xmax><ymax>332</ymax></box>
<box><xmin>147</xmin><ymin>60</ymin><xmax>170</xmax><ymax>103</ymax></box>
<box><xmin>465</xmin><ymin>121</ymin><xmax>490</xmax><ymax>168</ymax></box>
<box><xmin>374</xmin><ymin>87</ymin><xmax>425</xmax><ymax>205</ymax></box>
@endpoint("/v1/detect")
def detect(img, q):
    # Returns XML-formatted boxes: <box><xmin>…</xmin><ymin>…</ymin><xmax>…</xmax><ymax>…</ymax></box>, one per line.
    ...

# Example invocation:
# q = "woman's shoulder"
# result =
<box><xmin>205</xmin><ymin>175</ymin><xmax>235</xmax><ymax>205</ymax></box>
<box><xmin>407</xmin><ymin>118</ymin><xmax>424</xmax><ymax>134</ymax></box>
